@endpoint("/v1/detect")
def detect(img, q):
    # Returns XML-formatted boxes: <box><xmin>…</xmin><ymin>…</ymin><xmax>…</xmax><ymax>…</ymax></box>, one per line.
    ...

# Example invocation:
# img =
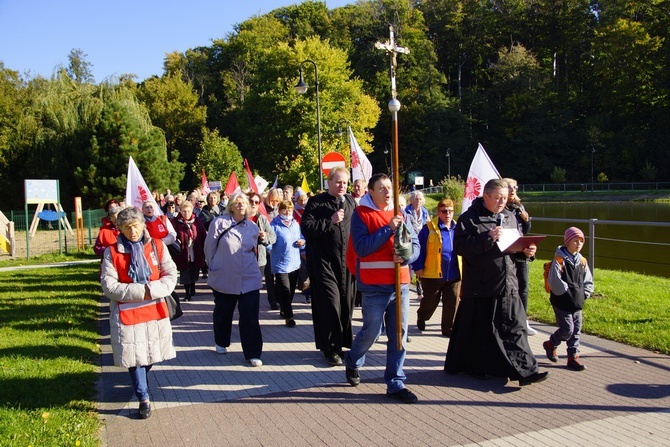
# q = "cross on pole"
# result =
<box><xmin>374</xmin><ymin>25</ymin><xmax>410</xmax><ymax>100</ymax></box>
<box><xmin>375</xmin><ymin>25</ymin><xmax>410</xmax><ymax>351</ymax></box>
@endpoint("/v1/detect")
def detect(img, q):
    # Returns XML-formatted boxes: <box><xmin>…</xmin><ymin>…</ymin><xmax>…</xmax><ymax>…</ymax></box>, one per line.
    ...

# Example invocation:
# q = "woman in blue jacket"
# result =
<box><xmin>270</xmin><ymin>200</ymin><xmax>305</xmax><ymax>327</ymax></box>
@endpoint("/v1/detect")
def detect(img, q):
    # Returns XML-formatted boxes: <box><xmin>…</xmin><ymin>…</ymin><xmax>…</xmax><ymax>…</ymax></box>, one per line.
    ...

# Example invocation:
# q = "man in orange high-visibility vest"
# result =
<box><xmin>345</xmin><ymin>173</ymin><xmax>420</xmax><ymax>404</ymax></box>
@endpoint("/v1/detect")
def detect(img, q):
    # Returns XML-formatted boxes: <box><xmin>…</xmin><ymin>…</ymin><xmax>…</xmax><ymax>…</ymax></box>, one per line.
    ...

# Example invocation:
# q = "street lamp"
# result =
<box><xmin>384</xmin><ymin>142</ymin><xmax>391</xmax><ymax>174</ymax></box>
<box><xmin>295</xmin><ymin>60</ymin><xmax>322</xmax><ymax>189</ymax></box>
<box><xmin>591</xmin><ymin>147</ymin><xmax>595</xmax><ymax>191</ymax></box>
<box><xmin>446</xmin><ymin>148</ymin><xmax>451</xmax><ymax>179</ymax></box>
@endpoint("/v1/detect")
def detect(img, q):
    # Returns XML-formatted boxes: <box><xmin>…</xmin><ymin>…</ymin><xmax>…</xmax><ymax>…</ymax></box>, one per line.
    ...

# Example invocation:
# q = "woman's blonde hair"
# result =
<box><xmin>226</xmin><ymin>192</ymin><xmax>252</xmax><ymax>216</ymax></box>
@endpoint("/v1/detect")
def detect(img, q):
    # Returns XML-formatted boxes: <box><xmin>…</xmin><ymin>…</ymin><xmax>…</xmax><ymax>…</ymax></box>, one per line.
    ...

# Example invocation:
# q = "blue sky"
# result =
<box><xmin>0</xmin><ymin>0</ymin><xmax>351</xmax><ymax>83</ymax></box>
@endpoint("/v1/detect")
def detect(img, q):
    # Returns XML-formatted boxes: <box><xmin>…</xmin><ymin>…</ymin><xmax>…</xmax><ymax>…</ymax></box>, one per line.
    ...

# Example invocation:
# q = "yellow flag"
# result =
<box><xmin>301</xmin><ymin>174</ymin><xmax>311</xmax><ymax>194</ymax></box>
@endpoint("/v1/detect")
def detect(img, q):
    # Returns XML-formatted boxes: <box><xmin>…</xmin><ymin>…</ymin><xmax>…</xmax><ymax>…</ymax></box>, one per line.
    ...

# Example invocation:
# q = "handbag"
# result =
<box><xmin>164</xmin><ymin>292</ymin><xmax>183</xmax><ymax>321</ymax></box>
<box><xmin>394</xmin><ymin>221</ymin><xmax>414</xmax><ymax>261</ymax></box>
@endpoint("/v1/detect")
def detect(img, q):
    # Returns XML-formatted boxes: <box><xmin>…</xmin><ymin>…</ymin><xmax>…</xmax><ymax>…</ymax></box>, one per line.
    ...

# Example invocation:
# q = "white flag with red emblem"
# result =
<box><xmin>126</xmin><ymin>156</ymin><xmax>163</xmax><ymax>214</ymax></box>
<box><xmin>462</xmin><ymin>143</ymin><xmax>501</xmax><ymax>213</ymax></box>
<box><xmin>201</xmin><ymin>169</ymin><xmax>211</xmax><ymax>194</ymax></box>
<box><xmin>349</xmin><ymin>127</ymin><xmax>372</xmax><ymax>184</ymax></box>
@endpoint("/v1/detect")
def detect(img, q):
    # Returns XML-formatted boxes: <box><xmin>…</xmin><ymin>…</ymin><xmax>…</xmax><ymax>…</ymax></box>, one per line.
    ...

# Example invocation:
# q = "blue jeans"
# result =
<box><xmin>129</xmin><ymin>365</ymin><xmax>152</xmax><ymax>402</ymax></box>
<box><xmin>345</xmin><ymin>285</ymin><xmax>409</xmax><ymax>393</ymax></box>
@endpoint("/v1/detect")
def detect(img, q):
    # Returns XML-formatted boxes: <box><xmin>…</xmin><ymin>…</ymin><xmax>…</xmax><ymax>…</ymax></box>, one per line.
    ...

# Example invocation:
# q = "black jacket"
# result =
<box><xmin>454</xmin><ymin>197</ymin><xmax>519</xmax><ymax>298</ymax></box>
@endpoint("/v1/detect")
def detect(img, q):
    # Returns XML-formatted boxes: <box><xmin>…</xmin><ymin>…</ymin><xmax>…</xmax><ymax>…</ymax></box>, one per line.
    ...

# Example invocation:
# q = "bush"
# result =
<box><xmin>597</xmin><ymin>172</ymin><xmax>608</xmax><ymax>183</ymax></box>
<box><xmin>550</xmin><ymin>166</ymin><xmax>566</xmax><ymax>183</ymax></box>
<box><xmin>438</xmin><ymin>176</ymin><xmax>465</xmax><ymax>204</ymax></box>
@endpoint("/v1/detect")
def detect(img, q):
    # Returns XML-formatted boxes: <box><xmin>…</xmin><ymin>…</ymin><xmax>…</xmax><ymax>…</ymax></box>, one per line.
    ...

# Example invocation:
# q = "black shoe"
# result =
<box><xmin>138</xmin><ymin>401</ymin><xmax>152</xmax><ymax>419</ymax></box>
<box><xmin>345</xmin><ymin>367</ymin><xmax>360</xmax><ymax>386</ymax></box>
<box><xmin>417</xmin><ymin>319</ymin><xmax>426</xmax><ymax>331</ymax></box>
<box><xmin>270</xmin><ymin>302</ymin><xmax>279</xmax><ymax>310</ymax></box>
<box><xmin>519</xmin><ymin>371</ymin><xmax>550</xmax><ymax>386</ymax></box>
<box><xmin>183</xmin><ymin>294</ymin><xmax>191</xmax><ymax>302</ymax></box>
<box><xmin>325</xmin><ymin>352</ymin><xmax>342</xmax><ymax>366</ymax></box>
<box><xmin>286</xmin><ymin>318</ymin><xmax>296</xmax><ymax>328</ymax></box>
<box><xmin>386</xmin><ymin>388</ymin><xmax>418</xmax><ymax>404</ymax></box>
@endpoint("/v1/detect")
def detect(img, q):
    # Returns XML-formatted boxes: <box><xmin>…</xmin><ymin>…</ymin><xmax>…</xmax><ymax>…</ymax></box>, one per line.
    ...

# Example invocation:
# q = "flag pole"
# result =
<box><xmin>376</xmin><ymin>25</ymin><xmax>410</xmax><ymax>351</ymax></box>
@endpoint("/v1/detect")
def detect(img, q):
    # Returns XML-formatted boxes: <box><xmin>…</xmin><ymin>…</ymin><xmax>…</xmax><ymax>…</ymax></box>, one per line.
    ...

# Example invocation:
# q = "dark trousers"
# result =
<box><xmin>262</xmin><ymin>263</ymin><xmax>276</xmax><ymax>305</ymax></box>
<box><xmin>417</xmin><ymin>278</ymin><xmax>461</xmax><ymax>335</ymax></box>
<box><xmin>275</xmin><ymin>270</ymin><xmax>300</xmax><ymax>319</ymax></box>
<box><xmin>213</xmin><ymin>289</ymin><xmax>263</xmax><ymax>360</ymax></box>
<box><xmin>516</xmin><ymin>260</ymin><xmax>530</xmax><ymax>311</ymax></box>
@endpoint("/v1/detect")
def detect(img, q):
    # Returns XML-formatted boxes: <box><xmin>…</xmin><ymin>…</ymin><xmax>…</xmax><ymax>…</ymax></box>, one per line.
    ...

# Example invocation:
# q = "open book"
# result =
<box><xmin>496</xmin><ymin>228</ymin><xmax>546</xmax><ymax>253</ymax></box>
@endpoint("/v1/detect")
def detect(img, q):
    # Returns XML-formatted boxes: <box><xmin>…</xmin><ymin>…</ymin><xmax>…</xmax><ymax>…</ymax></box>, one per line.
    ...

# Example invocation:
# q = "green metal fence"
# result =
<box><xmin>3</xmin><ymin>208</ymin><xmax>106</xmax><ymax>258</ymax></box>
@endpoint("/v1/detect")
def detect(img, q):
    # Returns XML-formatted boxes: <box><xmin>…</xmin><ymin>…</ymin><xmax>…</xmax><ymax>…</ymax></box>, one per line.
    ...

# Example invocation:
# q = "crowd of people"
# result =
<box><xmin>99</xmin><ymin>174</ymin><xmax>593</xmax><ymax>419</ymax></box>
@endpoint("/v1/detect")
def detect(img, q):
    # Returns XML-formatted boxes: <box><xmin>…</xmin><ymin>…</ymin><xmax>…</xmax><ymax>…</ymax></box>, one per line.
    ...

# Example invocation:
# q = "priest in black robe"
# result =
<box><xmin>301</xmin><ymin>167</ymin><xmax>357</xmax><ymax>366</ymax></box>
<box><xmin>444</xmin><ymin>178</ymin><xmax>549</xmax><ymax>386</ymax></box>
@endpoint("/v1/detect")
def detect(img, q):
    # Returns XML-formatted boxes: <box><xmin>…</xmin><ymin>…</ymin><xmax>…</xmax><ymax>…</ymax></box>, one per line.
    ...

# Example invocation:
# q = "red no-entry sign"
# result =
<box><xmin>321</xmin><ymin>152</ymin><xmax>346</xmax><ymax>177</ymax></box>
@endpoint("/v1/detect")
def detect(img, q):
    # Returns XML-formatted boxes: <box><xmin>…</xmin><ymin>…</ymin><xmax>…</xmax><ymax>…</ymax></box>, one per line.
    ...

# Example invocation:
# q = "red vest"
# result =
<box><xmin>98</xmin><ymin>226</ymin><xmax>119</xmax><ymax>249</ymax></box>
<box><xmin>109</xmin><ymin>241</ymin><xmax>168</xmax><ymax>325</ymax></box>
<box><xmin>145</xmin><ymin>215</ymin><xmax>169</xmax><ymax>239</ymax></box>
<box><xmin>355</xmin><ymin>206</ymin><xmax>410</xmax><ymax>285</ymax></box>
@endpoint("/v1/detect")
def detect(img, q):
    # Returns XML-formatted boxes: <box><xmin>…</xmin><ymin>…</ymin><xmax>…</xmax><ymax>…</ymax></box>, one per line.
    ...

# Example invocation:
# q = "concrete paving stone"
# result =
<box><xmin>98</xmin><ymin>282</ymin><xmax>670</xmax><ymax>447</ymax></box>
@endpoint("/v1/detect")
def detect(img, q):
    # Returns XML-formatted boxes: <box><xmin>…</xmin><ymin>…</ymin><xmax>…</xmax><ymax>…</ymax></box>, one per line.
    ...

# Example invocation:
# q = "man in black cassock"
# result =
<box><xmin>444</xmin><ymin>178</ymin><xmax>549</xmax><ymax>386</ymax></box>
<box><xmin>301</xmin><ymin>167</ymin><xmax>357</xmax><ymax>366</ymax></box>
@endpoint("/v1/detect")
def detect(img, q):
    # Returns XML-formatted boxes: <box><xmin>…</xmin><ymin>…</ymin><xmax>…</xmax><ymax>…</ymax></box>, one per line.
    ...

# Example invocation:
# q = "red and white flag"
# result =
<box><xmin>349</xmin><ymin>127</ymin><xmax>372</xmax><ymax>184</ymax></box>
<box><xmin>243</xmin><ymin>158</ymin><xmax>268</xmax><ymax>217</ymax></box>
<box><xmin>125</xmin><ymin>156</ymin><xmax>162</xmax><ymax>215</ymax></box>
<box><xmin>462</xmin><ymin>143</ymin><xmax>501</xmax><ymax>212</ymax></box>
<box><xmin>224</xmin><ymin>171</ymin><xmax>242</xmax><ymax>196</ymax></box>
<box><xmin>201</xmin><ymin>169</ymin><xmax>211</xmax><ymax>195</ymax></box>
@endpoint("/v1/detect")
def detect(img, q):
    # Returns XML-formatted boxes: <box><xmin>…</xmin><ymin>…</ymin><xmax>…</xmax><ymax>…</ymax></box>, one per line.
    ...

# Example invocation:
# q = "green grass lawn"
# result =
<box><xmin>0</xmin><ymin>263</ymin><xmax>102</xmax><ymax>447</ymax></box>
<box><xmin>0</xmin><ymin>249</ymin><xmax>98</xmax><ymax>269</ymax></box>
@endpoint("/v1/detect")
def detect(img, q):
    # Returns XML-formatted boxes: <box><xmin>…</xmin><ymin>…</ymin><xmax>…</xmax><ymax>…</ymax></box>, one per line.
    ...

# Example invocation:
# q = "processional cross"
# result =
<box><xmin>375</xmin><ymin>25</ymin><xmax>410</xmax><ymax>351</ymax></box>
<box><xmin>374</xmin><ymin>25</ymin><xmax>410</xmax><ymax>100</ymax></box>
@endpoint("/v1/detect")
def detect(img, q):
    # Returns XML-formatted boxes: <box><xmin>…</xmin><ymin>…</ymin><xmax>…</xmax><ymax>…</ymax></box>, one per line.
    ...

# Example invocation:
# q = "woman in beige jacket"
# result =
<box><xmin>100</xmin><ymin>206</ymin><xmax>178</xmax><ymax>419</ymax></box>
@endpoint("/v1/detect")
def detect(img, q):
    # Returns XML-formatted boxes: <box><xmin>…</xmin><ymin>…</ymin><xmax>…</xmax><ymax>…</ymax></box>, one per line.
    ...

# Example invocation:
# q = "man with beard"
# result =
<box><xmin>301</xmin><ymin>167</ymin><xmax>356</xmax><ymax>366</ymax></box>
<box><xmin>444</xmin><ymin>178</ymin><xmax>549</xmax><ymax>386</ymax></box>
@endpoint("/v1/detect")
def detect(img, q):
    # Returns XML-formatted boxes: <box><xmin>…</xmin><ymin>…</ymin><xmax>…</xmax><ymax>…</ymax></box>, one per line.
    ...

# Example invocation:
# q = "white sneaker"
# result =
<box><xmin>215</xmin><ymin>345</ymin><xmax>228</xmax><ymax>354</ymax></box>
<box><xmin>249</xmin><ymin>358</ymin><xmax>263</xmax><ymax>367</ymax></box>
<box><xmin>526</xmin><ymin>323</ymin><xmax>537</xmax><ymax>336</ymax></box>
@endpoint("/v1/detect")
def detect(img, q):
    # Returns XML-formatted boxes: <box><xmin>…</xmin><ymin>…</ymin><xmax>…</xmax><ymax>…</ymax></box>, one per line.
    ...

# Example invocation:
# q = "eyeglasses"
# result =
<box><xmin>439</xmin><ymin>209</ymin><xmax>454</xmax><ymax>214</ymax></box>
<box><xmin>508</xmin><ymin>185</ymin><xmax>518</xmax><ymax>191</ymax></box>
<box><xmin>250</xmin><ymin>200</ymin><xmax>260</xmax><ymax>205</ymax></box>
<box><xmin>198</xmin><ymin>201</ymin><xmax>206</xmax><ymax>204</ymax></box>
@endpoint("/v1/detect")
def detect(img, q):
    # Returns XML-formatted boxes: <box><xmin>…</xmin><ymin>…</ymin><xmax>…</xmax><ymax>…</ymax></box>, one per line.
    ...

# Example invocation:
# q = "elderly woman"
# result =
<box><xmin>405</xmin><ymin>190</ymin><xmax>430</xmax><ymax>299</ymax></box>
<box><xmin>169</xmin><ymin>200</ymin><xmax>206</xmax><ymax>301</ymax></box>
<box><xmin>142</xmin><ymin>200</ymin><xmax>177</xmax><ymax>247</ymax></box>
<box><xmin>205</xmin><ymin>192</ymin><xmax>264</xmax><ymax>367</ymax></box>
<box><xmin>270</xmin><ymin>200</ymin><xmax>306</xmax><ymax>327</ymax></box>
<box><xmin>411</xmin><ymin>198</ymin><xmax>461</xmax><ymax>337</ymax></box>
<box><xmin>100</xmin><ymin>206</ymin><xmax>177</xmax><ymax>420</ymax></box>
<box><xmin>262</xmin><ymin>188</ymin><xmax>282</xmax><ymax>310</ymax></box>
<box><xmin>94</xmin><ymin>204</ymin><xmax>123</xmax><ymax>257</ymax></box>
<box><xmin>199</xmin><ymin>191</ymin><xmax>222</xmax><ymax>231</ymax></box>
<box><xmin>247</xmin><ymin>191</ymin><xmax>276</xmax><ymax>299</ymax></box>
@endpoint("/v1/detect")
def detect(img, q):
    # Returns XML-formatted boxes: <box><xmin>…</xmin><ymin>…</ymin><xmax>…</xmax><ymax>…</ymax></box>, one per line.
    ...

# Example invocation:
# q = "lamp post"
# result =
<box><xmin>591</xmin><ymin>147</ymin><xmax>595</xmax><ymax>191</ymax></box>
<box><xmin>384</xmin><ymin>142</ymin><xmax>391</xmax><ymax>175</ymax></box>
<box><xmin>295</xmin><ymin>60</ymin><xmax>323</xmax><ymax>189</ymax></box>
<box><xmin>446</xmin><ymin>148</ymin><xmax>451</xmax><ymax>179</ymax></box>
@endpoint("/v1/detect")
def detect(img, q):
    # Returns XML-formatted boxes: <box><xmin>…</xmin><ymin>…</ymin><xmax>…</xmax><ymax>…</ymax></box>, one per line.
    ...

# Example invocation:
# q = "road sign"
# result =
<box><xmin>321</xmin><ymin>152</ymin><xmax>346</xmax><ymax>177</ymax></box>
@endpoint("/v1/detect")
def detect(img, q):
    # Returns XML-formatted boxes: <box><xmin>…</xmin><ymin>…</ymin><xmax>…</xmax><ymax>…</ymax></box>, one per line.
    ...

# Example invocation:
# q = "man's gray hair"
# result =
<box><xmin>116</xmin><ymin>207</ymin><xmax>145</xmax><ymax>230</ymax></box>
<box><xmin>483</xmin><ymin>178</ymin><xmax>508</xmax><ymax>195</ymax></box>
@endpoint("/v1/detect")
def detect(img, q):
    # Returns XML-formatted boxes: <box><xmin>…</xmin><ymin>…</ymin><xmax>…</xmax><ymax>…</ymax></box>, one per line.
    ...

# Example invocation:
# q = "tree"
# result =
<box><xmin>74</xmin><ymin>89</ymin><xmax>183</xmax><ymax>206</ymax></box>
<box><xmin>136</xmin><ymin>74</ymin><xmax>207</xmax><ymax>189</ymax></box>
<box><xmin>64</xmin><ymin>48</ymin><xmax>95</xmax><ymax>84</ymax></box>
<box><xmin>193</xmin><ymin>128</ymin><xmax>243</xmax><ymax>186</ymax></box>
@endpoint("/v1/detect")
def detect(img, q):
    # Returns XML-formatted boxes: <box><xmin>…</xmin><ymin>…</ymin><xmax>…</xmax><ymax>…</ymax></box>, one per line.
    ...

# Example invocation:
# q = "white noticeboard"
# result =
<box><xmin>25</xmin><ymin>179</ymin><xmax>58</xmax><ymax>204</ymax></box>
<box><xmin>414</xmin><ymin>176</ymin><xmax>424</xmax><ymax>186</ymax></box>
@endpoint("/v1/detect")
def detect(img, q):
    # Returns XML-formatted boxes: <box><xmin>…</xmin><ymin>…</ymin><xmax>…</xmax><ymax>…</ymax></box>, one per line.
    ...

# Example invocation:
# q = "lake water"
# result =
<box><xmin>523</xmin><ymin>202</ymin><xmax>670</xmax><ymax>278</ymax></box>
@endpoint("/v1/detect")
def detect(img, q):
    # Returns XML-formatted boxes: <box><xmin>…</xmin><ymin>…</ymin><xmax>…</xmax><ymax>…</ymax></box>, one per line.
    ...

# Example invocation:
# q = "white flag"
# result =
<box><xmin>349</xmin><ymin>127</ymin><xmax>372</xmax><ymax>184</ymax></box>
<box><xmin>462</xmin><ymin>143</ymin><xmax>501</xmax><ymax>212</ymax></box>
<box><xmin>125</xmin><ymin>156</ymin><xmax>163</xmax><ymax>215</ymax></box>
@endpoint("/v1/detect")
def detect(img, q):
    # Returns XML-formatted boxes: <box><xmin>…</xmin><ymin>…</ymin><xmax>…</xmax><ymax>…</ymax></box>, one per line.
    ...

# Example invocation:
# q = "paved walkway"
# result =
<box><xmin>98</xmin><ymin>280</ymin><xmax>670</xmax><ymax>446</ymax></box>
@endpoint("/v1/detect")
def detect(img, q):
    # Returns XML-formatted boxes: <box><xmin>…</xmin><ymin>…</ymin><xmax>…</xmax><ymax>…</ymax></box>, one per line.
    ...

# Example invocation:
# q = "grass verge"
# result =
<box><xmin>0</xmin><ymin>249</ymin><xmax>98</xmax><ymax>269</ymax></box>
<box><xmin>0</xmin><ymin>263</ymin><xmax>102</xmax><ymax>447</ymax></box>
<box><xmin>528</xmin><ymin>261</ymin><xmax>670</xmax><ymax>355</ymax></box>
